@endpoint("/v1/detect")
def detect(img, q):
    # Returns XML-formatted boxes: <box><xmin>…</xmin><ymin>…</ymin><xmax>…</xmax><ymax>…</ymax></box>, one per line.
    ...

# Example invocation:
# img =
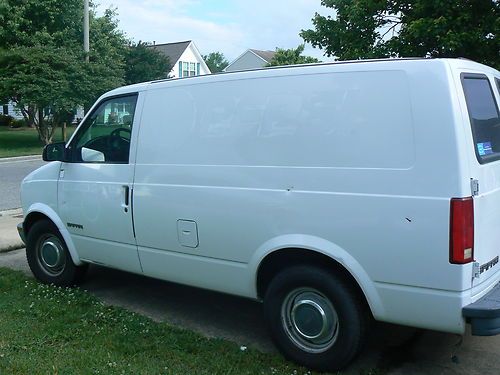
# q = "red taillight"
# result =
<box><xmin>450</xmin><ymin>197</ymin><xmax>474</xmax><ymax>264</ymax></box>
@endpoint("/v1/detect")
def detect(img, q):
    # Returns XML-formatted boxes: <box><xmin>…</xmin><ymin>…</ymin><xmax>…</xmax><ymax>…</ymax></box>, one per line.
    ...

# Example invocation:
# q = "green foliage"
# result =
<box><xmin>0</xmin><ymin>114</ymin><xmax>13</xmax><ymax>127</ymax></box>
<box><xmin>125</xmin><ymin>41</ymin><xmax>171</xmax><ymax>85</ymax></box>
<box><xmin>0</xmin><ymin>1</ymin><xmax>127</xmax><ymax>144</ymax></box>
<box><xmin>301</xmin><ymin>0</ymin><xmax>500</xmax><ymax>69</ymax></box>
<box><xmin>0</xmin><ymin>0</ymin><xmax>83</xmax><ymax>49</ymax></box>
<box><xmin>267</xmin><ymin>45</ymin><xmax>320</xmax><ymax>67</ymax></box>
<box><xmin>84</xmin><ymin>8</ymin><xmax>127</xmax><ymax>104</ymax></box>
<box><xmin>0</xmin><ymin>46</ymin><xmax>86</xmax><ymax>111</ymax></box>
<box><xmin>203</xmin><ymin>51</ymin><xmax>229</xmax><ymax>73</ymax></box>
<box><xmin>10</xmin><ymin>118</ymin><xmax>27</xmax><ymax>128</ymax></box>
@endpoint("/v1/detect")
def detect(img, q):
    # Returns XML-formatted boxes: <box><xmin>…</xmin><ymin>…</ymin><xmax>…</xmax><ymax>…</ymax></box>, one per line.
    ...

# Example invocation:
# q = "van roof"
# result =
<box><xmin>104</xmin><ymin>57</ymin><xmax>498</xmax><ymax>98</ymax></box>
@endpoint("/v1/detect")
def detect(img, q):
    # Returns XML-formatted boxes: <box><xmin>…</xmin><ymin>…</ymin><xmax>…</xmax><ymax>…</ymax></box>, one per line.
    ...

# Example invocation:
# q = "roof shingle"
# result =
<box><xmin>151</xmin><ymin>41</ymin><xmax>191</xmax><ymax>64</ymax></box>
<box><xmin>249</xmin><ymin>49</ymin><xmax>276</xmax><ymax>63</ymax></box>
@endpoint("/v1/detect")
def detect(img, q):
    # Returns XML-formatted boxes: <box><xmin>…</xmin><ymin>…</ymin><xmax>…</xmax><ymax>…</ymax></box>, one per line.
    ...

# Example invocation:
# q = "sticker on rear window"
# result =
<box><xmin>477</xmin><ymin>142</ymin><xmax>493</xmax><ymax>156</ymax></box>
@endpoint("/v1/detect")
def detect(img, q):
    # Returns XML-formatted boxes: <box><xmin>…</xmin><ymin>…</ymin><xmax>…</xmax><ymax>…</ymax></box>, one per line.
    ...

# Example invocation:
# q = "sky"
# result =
<box><xmin>95</xmin><ymin>0</ymin><xmax>335</xmax><ymax>62</ymax></box>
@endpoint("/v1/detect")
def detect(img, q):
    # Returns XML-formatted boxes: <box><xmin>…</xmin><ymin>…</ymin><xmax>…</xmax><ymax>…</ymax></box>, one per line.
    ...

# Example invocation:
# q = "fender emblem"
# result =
<box><xmin>67</xmin><ymin>222</ymin><xmax>84</xmax><ymax>230</ymax></box>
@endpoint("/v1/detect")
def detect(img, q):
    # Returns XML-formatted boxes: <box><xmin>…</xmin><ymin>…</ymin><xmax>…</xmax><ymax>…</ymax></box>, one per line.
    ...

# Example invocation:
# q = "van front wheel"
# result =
<box><xmin>26</xmin><ymin>220</ymin><xmax>87</xmax><ymax>287</ymax></box>
<box><xmin>263</xmin><ymin>266</ymin><xmax>368</xmax><ymax>371</ymax></box>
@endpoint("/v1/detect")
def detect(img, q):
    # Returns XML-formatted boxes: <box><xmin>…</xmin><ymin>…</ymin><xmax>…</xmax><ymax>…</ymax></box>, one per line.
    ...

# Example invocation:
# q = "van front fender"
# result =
<box><xmin>24</xmin><ymin>203</ymin><xmax>82</xmax><ymax>266</ymax></box>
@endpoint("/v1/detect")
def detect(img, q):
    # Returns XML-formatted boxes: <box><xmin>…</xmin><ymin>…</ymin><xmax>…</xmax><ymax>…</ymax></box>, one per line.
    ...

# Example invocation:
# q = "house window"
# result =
<box><xmin>2</xmin><ymin>105</ymin><xmax>8</xmax><ymax>115</ymax></box>
<box><xmin>182</xmin><ymin>62</ymin><xmax>197</xmax><ymax>77</ymax></box>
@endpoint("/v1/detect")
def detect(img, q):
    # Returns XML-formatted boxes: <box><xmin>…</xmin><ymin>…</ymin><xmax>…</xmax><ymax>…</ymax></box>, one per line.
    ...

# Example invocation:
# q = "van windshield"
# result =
<box><xmin>462</xmin><ymin>75</ymin><xmax>500</xmax><ymax>164</ymax></box>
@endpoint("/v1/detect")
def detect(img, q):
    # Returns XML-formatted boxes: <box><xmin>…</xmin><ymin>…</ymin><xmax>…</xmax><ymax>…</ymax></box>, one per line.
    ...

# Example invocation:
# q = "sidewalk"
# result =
<box><xmin>0</xmin><ymin>208</ymin><xmax>24</xmax><ymax>252</ymax></box>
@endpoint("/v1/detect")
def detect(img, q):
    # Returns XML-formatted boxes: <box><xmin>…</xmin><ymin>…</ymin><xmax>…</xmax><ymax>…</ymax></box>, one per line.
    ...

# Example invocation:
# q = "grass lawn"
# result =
<box><xmin>0</xmin><ymin>127</ymin><xmax>75</xmax><ymax>158</ymax></box>
<box><xmin>0</xmin><ymin>268</ymin><xmax>323</xmax><ymax>375</ymax></box>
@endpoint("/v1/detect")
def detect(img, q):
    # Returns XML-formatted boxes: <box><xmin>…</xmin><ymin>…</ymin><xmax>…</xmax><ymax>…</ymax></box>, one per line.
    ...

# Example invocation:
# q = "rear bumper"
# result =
<box><xmin>463</xmin><ymin>281</ymin><xmax>500</xmax><ymax>335</ymax></box>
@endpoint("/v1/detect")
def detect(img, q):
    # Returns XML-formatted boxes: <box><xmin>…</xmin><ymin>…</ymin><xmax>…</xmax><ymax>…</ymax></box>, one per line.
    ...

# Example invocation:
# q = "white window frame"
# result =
<box><xmin>182</xmin><ymin>61</ymin><xmax>197</xmax><ymax>77</ymax></box>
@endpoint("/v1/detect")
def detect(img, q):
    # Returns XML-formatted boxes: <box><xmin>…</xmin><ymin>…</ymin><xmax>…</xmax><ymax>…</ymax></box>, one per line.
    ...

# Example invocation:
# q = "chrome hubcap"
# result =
<box><xmin>282</xmin><ymin>288</ymin><xmax>339</xmax><ymax>353</ymax></box>
<box><xmin>37</xmin><ymin>235</ymin><xmax>66</xmax><ymax>276</ymax></box>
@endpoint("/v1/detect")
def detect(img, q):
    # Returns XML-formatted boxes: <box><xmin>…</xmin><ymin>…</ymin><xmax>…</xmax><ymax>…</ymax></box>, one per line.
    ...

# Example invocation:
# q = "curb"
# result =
<box><xmin>0</xmin><ymin>155</ymin><xmax>41</xmax><ymax>163</ymax></box>
<box><xmin>0</xmin><ymin>208</ymin><xmax>24</xmax><ymax>253</ymax></box>
<box><xmin>0</xmin><ymin>244</ymin><xmax>24</xmax><ymax>254</ymax></box>
<box><xmin>0</xmin><ymin>208</ymin><xmax>22</xmax><ymax>217</ymax></box>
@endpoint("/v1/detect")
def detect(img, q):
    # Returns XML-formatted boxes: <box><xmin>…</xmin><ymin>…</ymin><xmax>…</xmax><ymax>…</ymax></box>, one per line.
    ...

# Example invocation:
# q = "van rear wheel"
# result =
<box><xmin>263</xmin><ymin>265</ymin><xmax>368</xmax><ymax>371</ymax></box>
<box><xmin>26</xmin><ymin>220</ymin><xmax>88</xmax><ymax>287</ymax></box>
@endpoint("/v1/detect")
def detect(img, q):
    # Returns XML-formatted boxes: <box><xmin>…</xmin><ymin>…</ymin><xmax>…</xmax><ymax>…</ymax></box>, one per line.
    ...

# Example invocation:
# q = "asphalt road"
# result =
<box><xmin>0</xmin><ymin>156</ymin><xmax>45</xmax><ymax>211</ymax></box>
<box><xmin>1</xmin><ymin>248</ymin><xmax>499</xmax><ymax>375</ymax></box>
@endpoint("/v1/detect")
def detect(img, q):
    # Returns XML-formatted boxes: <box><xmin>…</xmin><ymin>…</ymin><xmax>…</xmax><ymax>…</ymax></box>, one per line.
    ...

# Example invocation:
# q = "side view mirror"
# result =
<box><xmin>81</xmin><ymin>147</ymin><xmax>105</xmax><ymax>162</ymax></box>
<box><xmin>42</xmin><ymin>142</ymin><xmax>67</xmax><ymax>162</ymax></box>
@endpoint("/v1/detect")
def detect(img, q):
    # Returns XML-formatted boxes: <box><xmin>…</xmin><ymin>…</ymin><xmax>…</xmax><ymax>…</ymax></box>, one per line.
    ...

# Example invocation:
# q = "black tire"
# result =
<box><xmin>26</xmin><ymin>220</ymin><xmax>88</xmax><ymax>287</ymax></box>
<box><xmin>263</xmin><ymin>265</ymin><xmax>369</xmax><ymax>371</ymax></box>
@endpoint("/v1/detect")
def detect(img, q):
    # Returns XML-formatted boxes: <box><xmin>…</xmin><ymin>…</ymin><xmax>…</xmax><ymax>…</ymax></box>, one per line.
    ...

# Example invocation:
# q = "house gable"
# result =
<box><xmin>152</xmin><ymin>41</ymin><xmax>211</xmax><ymax>78</ymax></box>
<box><xmin>249</xmin><ymin>49</ymin><xmax>276</xmax><ymax>63</ymax></box>
<box><xmin>174</xmin><ymin>42</ymin><xmax>211</xmax><ymax>78</ymax></box>
<box><xmin>225</xmin><ymin>49</ymin><xmax>276</xmax><ymax>72</ymax></box>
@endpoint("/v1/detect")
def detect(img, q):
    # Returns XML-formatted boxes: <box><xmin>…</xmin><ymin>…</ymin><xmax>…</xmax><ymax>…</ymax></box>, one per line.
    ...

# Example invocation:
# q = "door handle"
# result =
<box><xmin>123</xmin><ymin>185</ymin><xmax>130</xmax><ymax>212</ymax></box>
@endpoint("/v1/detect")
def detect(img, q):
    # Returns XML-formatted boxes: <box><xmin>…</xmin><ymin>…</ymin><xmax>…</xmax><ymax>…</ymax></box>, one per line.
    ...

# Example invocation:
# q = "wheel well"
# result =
<box><xmin>256</xmin><ymin>248</ymin><xmax>370</xmax><ymax>310</ymax></box>
<box><xmin>24</xmin><ymin>212</ymin><xmax>53</xmax><ymax>236</ymax></box>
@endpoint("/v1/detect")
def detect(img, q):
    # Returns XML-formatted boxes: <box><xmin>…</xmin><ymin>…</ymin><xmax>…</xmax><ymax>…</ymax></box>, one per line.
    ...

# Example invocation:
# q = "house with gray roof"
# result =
<box><xmin>151</xmin><ymin>40</ymin><xmax>211</xmax><ymax>78</ymax></box>
<box><xmin>224</xmin><ymin>49</ymin><xmax>276</xmax><ymax>72</ymax></box>
<box><xmin>1</xmin><ymin>102</ymin><xmax>24</xmax><ymax>120</ymax></box>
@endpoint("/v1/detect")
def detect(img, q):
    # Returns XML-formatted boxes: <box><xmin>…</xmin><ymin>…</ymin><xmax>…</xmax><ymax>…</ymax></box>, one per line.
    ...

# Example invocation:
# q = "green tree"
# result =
<box><xmin>203</xmin><ymin>52</ymin><xmax>229</xmax><ymax>73</ymax></box>
<box><xmin>267</xmin><ymin>45</ymin><xmax>320</xmax><ymax>67</ymax></box>
<box><xmin>82</xmin><ymin>8</ymin><xmax>128</xmax><ymax>108</ymax></box>
<box><xmin>0</xmin><ymin>46</ymin><xmax>86</xmax><ymax>142</ymax></box>
<box><xmin>301</xmin><ymin>0</ymin><xmax>499</xmax><ymax>69</ymax></box>
<box><xmin>0</xmin><ymin>1</ymin><xmax>127</xmax><ymax>144</ymax></box>
<box><xmin>124</xmin><ymin>41</ymin><xmax>171</xmax><ymax>85</ymax></box>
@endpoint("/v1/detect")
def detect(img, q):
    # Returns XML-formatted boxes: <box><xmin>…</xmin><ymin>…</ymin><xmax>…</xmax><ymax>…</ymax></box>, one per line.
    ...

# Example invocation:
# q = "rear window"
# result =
<box><xmin>462</xmin><ymin>74</ymin><xmax>500</xmax><ymax>164</ymax></box>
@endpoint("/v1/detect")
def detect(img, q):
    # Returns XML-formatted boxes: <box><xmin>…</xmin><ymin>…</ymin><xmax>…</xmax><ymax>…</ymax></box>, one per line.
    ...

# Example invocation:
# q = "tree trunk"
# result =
<box><xmin>36</xmin><ymin>108</ymin><xmax>53</xmax><ymax>145</ymax></box>
<box><xmin>37</xmin><ymin>107</ymin><xmax>45</xmax><ymax>143</ymax></box>
<box><xmin>34</xmin><ymin>107</ymin><xmax>60</xmax><ymax>145</ymax></box>
<box><xmin>14</xmin><ymin>102</ymin><xmax>37</xmax><ymax>128</ymax></box>
<box><xmin>27</xmin><ymin>105</ymin><xmax>37</xmax><ymax>128</ymax></box>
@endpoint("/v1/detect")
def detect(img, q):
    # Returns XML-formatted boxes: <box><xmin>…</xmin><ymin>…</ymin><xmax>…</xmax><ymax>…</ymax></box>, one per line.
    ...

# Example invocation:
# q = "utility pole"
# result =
<box><xmin>83</xmin><ymin>0</ymin><xmax>89</xmax><ymax>62</ymax></box>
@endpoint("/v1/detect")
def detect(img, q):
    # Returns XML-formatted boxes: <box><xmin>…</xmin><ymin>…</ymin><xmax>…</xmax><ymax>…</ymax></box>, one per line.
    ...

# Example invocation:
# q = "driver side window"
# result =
<box><xmin>71</xmin><ymin>95</ymin><xmax>138</xmax><ymax>163</ymax></box>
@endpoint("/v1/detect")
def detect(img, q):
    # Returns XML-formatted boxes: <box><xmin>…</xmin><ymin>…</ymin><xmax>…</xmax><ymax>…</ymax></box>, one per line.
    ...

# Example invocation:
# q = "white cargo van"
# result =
<box><xmin>18</xmin><ymin>58</ymin><xmax>500</xmax><ymax>371</ymax></box>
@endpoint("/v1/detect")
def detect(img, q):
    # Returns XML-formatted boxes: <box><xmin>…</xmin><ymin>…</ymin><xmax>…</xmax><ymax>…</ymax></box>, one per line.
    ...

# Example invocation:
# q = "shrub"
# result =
<box><xmin>10</xmin><ymin>118</ymin><xmax>28</xmax><ymax>128</ymax></box>
<box><xmin>0</xmin><ymin>114</ymin><xmax>14</xmax><ymax>127</ymax></box>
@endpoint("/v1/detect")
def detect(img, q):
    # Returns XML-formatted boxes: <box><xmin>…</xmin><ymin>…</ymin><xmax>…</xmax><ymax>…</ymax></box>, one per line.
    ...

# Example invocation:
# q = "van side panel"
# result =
<box><xmin>137</xmin><ymin>71</ymin><xmax>415</xmax><ymax>169</ymax></box>
<box><xmin>132</xmin><ymin>62</ymin><xmax>469</xmax><ymax>332</ymax></box>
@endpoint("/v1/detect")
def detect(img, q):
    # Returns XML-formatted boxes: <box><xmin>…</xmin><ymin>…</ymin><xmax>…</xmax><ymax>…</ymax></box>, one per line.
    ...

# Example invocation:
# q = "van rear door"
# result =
<box><xmin>461</xmin><ymin>73</ymin><xmax>500</xmax><ymax>288</ymax></box>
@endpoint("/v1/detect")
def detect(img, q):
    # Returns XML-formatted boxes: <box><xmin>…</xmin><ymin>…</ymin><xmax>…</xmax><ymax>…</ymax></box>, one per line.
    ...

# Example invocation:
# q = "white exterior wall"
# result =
<box><xmin>169</xmin><ymin>43</ymin><xmax>211</xmax><ymax>79</ymax></box>
<box><xmin>2</xmin><ymin>102</ymin><xmax>24</xmax><ymax>120</ymax></box>
<box><xmin>2</xmin><ymin>102</ymin><xmax>84</xmax><ymax>123</ymax></box>
<box><xmin>225</xmin><ymin>51</ymin><xmax>268</xmax><ymax>72</ymax></box>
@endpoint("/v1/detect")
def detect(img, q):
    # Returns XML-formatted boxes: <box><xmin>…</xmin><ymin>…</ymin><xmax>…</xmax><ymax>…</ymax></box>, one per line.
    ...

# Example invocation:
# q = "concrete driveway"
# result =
<box><xmin>1</xmin><ymin>248</ymin><xmax>499</xmax><ymax>375</ymax></box>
